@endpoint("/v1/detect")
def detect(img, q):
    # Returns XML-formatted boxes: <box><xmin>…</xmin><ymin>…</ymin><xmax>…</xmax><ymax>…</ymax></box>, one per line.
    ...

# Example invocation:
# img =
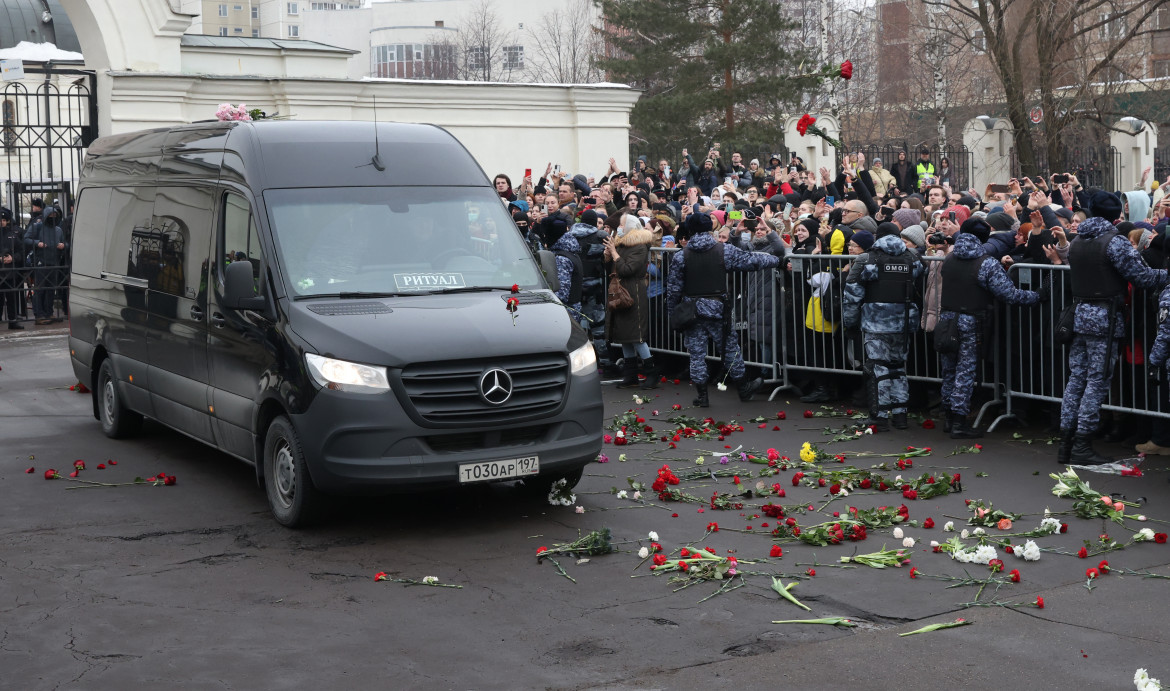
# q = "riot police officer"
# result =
<box><xmin>1060</xmin><ymin>192</ymin><xmax>1168</xmax><ymax>464</ymax></box>
<box><xmin>843</xmin><ymin>222</ymin><xmax>922</xmax><ymax>431</ymax></box>
<box><xmin>1</xmin><ymin>207</ymin><xmax>26</xmax><ymax>329</ymax></box>
<box><xmin>936</xmin><ymin>219</ymin><xmax>1041</xmax><ymax>438</ymax></box>
<box><xmin>666</xmin><ymin>212</ymin><xmax>780</xmax><ymax>407</ymax></box>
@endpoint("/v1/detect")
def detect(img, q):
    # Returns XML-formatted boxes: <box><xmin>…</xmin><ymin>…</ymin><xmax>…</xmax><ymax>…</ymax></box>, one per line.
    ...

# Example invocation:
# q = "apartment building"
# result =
<box><xmin>182</xmin><ymin>0</ymin><xmax>363</xmax><ymax>40</ymax></box>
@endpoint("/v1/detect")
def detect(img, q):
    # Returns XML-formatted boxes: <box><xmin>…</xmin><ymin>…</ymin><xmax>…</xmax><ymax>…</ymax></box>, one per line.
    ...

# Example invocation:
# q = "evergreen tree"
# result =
<box><xmin>597</xmin><ymin>0</ymin><xmax>816</xmax><ymax>153</ymax></box>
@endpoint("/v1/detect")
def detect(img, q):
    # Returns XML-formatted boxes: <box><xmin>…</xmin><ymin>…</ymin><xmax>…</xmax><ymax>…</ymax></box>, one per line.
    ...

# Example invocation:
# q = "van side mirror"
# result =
<box><xmin>223</xmin><ymin>260</ymin><xmax>266</xmax><ymax>311</ymax></box>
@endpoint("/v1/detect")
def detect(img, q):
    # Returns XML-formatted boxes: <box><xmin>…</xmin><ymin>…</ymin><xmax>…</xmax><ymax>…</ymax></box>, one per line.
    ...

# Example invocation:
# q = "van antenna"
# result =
<box><xmin>371</xmin><ymin>95</ymin><xmax>386</xmax><ymax>171</ymax></box>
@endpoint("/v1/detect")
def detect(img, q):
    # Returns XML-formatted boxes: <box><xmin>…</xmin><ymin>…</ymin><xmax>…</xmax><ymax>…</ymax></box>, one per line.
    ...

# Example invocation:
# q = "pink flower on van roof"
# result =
<box><xmin>216</xmin><ymin>103</ymin><xmax>253</xmax><ymax>122</ymax></box>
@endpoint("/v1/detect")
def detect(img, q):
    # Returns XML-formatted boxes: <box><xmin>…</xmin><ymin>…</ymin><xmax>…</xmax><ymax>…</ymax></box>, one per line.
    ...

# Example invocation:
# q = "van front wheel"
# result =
<box><xmin>263</xmin><ymin>416</ymin><xmax>322</xmax><ymax>528</ymax></box>
<box><xmin>97</xmin><ymin>359</ymin><xmax>142</xmax><ymax>438</ymax></box>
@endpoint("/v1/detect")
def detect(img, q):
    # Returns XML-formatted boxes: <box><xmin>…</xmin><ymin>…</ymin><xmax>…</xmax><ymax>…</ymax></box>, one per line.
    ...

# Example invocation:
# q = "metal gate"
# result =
<box><xmin>1009</xmin><ymin>142</ymin><xmax>1120</xmax><ymax>191</ymax></box>
<box><xmin>1</xmin><ymin>66</ymin><xmax>97</xmax><ymax>326</ymax></box>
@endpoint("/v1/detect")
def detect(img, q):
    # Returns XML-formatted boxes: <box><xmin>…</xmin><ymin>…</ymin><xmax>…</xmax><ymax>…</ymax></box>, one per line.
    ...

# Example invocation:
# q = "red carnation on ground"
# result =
<box><xmin>1086</xmin><ymin>568</ymin><xmax>1099</xmax><ymax>580</ymax></box>
<box><xmin>909</xmin><ymin>567</ymin><xmax>918</xmax><ymax>579</ymax></box>
<box><xmin>922</xmin><ymin>419</ymin><xmax>935</xmax><ymax>429</ymax></box>
<box><xmin>902</xmin><ymin>489</ymin><xmax>918</xmax><ymax>500</ymax></box>
<box><xmin>108</xmin><ymin>460</ymin><xmax>117</xmax><ymax>465</ymax></box>
<box><xmin>770</xmin><ymin>545</ymin><xmax>783</xmax><ymax>558</ymax></box>
<box><xmin>859</xmin><ymin>478</ymin><xmax>872</xmax><ymax>489</ymax></box>
<box><xmin>1035</xmin><ymin>596</ymin><xmax>1044</xmax><ymax>609</ymax></box>
<box><xmin>829</xmin><ymin>483</ymin><xmax>841</xmax><ymax>495</ymax></box>
<box><xmin>840</xmin><ymin>60</ymin><xmax>853</xmax><ymax>80</ymax></box>
<box><xmin>777</xmin><ymin>411</ymin><xmax>787</xmax><ymax>420</ymax></box>
<box><xmin>44</xmin><ymin>469</ymin><xmax>58</xmax><ymax>480</ymax></box>
<box><xmin>374</xmin><ymin>571</ymin><xmax>388</xmax><ymax>581</ymax></box>
<box><xmin>26</xmin><ymin>467</ymin><xmax>34</xmax><ymax>474</ymax></box>
<box><xmin>803</xmin><ymin>410</ymin><xmax>813</xmax><ymax>418</ymax></box>
<box><xmin>1098</xmin><ymin>560</ymin><xmax>1110</xmax><ymax>574</ymax></box>
<box><xmin>806</xmin><ymin>568</ymin><xmax>816</xmax><ymax>577</ymax></box>
<box><xmin>652</xmin><ymin>554</ymin><xmax>667</xmax><ymax>566</ymax></box>
<box><xmin>536</xmin><ymin>546</ymin><xmax>548</xmax><ymax>555</ymax></box>
<box><xmin>1009</xmin><ymin>569</ymin><xmax>1021</xmax><ymax>583</ymax></box>
<box><xmin>923</xmin><ymin>518</ymin><xmax>935</xmax><ymax>529</ymax></box>
<box><xmin>1155</xmin><ymin>533</ymin><xmax>1168</xmax><ymax>544</ymax></box>
<box><xmin>1077</xmin><ymin>547</ymin><xmax>1088</xmax><ymax>558</ymax></box>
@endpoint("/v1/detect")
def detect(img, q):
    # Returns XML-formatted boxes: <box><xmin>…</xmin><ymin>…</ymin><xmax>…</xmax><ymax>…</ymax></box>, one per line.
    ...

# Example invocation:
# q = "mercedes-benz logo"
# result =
<box><xmin>479</xmin><ymin>368</ymin><xmax>513</xmax><ymax>405</ymax></box>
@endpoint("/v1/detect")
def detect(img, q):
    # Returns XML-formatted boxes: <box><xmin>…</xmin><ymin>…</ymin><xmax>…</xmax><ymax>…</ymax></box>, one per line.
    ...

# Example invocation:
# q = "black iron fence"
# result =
<box><xmin>839</xmin><ymin>143</ymin><xmax>973</xmax><ymax>195</ymax></box>
<box><xmin>1155</xmin><ymin>147</ymin><xmax>1170</xmax><ymax>188</ymax></box>
<box><xmin>1009</xmin><ymin>143</ymin><xmax>1121</xmax><ymax>191</ymax></box>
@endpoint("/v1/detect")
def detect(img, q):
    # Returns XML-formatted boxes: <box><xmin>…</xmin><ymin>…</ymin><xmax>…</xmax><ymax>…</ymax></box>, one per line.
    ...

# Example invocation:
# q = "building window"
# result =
<box><xmin>371</xmin><ymin>43</ymin><xmax>457</xmax><ymax>79</ymax></box>
<box><xmin>287</xmin><ymin>2</ymin><xmax>298</xmax><ymax>14</ymax></box>
<box><xmin>1098</xmin><ymin>13</ymin><xmax>1127</xmax><ymax>40</ymax></box>
<box><xmin>252</xmin><ymin>6</ymin><xmax>259</xmax><ymax>18</ymax></box>
<box><xmin>252</xmin><ymin>28</ymin><xmax>260</xmax><ymax>37</ymax></box>
<box><xmin>503</xmin><ymin>45</ymin><xmax>524</xmax><ymax>71</ymax></box>
<box><xmin>218</xmin><ymin>4</ymin><xmax>228</xmax><ymax>17</ymax></box>
<box><xmin>234</xmin><ymin>27</ymin><xmax>243</xmax><ymax>33</ymax></box>
<box><xmin>466</xmin><ymin>46</ymin><xmax>487</xmax><ymax>71</ymax></box>
<box><xmin>219</xmin><ymin>27</ymin><xmax>228</xmax><ymax>36</ymax></box>
<box><xmin>233</xmin><ymin>4</ymin><xmax>242</xmax><ymax>10</ymax></box>
<box><xmin>288</xmin><ymin>24</ymin><xmax>299</xmax><ymax>37</ymax></box>
<box><xmin>972</xmin><ymin>28</ymin><xmax>986</xmax><ymax>54</ymax></box>
<box><xmin>1158</xmin><ymin>8</ymin><xmax>1170</xmax><ymax>30</ymax></box>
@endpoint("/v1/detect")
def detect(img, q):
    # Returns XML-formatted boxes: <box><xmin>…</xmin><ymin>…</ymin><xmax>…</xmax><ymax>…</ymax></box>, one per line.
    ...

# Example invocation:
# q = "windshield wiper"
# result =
<box><xmin>424</xmin><ymin>286</ymin><xmax>517</xmax><ymax>295</ymax></box>
<box><xmin>293</xmin><ymin>291</ymin><xmax>412</xmax><ymax>301</ymax></box>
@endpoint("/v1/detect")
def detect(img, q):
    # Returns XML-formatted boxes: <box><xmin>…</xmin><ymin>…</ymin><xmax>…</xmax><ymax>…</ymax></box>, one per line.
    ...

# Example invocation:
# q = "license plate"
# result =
<box><xmin>458</xmin><ymin>456</ymin><xmax>540</xmax><ymax>483</ymax></box>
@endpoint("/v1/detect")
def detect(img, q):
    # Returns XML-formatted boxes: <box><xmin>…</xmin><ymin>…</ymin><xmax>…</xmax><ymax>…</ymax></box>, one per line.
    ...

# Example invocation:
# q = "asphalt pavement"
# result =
<box><xmin>2</xmin><ymin>332</ymin><xmax>1168</xmax><ymax>690</ymax></box>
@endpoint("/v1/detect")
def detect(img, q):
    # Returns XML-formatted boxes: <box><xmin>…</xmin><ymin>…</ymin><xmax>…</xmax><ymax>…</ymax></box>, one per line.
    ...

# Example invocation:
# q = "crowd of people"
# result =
<box><xmin>1</xmin><ymin>198</ymin><xmax>72</xmax><ymax>329</ymax></box>
<box><xmin>502</xmin><ymin>146</ymin><xmax>1170</xmax><ymax>467</ymax></box>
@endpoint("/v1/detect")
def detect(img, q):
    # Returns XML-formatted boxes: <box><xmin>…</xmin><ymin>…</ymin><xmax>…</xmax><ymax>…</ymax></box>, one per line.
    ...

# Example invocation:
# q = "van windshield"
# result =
<box><xmin>265</xmin><ymin>186</ymin><xmax>543</xmax><ymax>297</ymax></box>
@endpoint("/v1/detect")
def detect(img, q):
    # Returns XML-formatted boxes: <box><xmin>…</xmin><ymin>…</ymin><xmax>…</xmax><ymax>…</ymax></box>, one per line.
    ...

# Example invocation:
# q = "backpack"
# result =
<box><xmin>536</xmin><ymin>249</ymin><xmax>559</xmax><ymax>292</ymax></box>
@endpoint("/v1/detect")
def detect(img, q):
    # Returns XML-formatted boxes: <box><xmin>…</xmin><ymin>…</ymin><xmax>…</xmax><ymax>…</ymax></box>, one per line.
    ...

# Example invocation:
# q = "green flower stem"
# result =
<box><xmin>771</xmin><ymin>577</ymin><xmax>811</xmax><ymax>611</ymax></box>
<box><xmin>772</xmin><ymin>617</ymin><xmax>856</xmax><ymax>627</ymax></box>
<box><xmin>898</xmin><ymin>619</ymin><xmax>972</xmax><ymax>637</ymax></box>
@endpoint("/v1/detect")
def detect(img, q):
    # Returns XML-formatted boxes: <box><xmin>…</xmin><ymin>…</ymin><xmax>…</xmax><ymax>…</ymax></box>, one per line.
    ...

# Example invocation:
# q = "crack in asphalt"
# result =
<box><xmin>111</xmin><ymin>526</ymin><xmax>241</xmax><ymax>542</ymax></box>
<box><xmin>1009</xmin><ymin>606</ymin><xmax>1170</xmax><ymax>646</ymax></box>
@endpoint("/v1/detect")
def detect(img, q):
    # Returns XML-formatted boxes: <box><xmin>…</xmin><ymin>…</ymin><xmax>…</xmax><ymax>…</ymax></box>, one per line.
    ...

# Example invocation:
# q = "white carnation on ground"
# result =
<box><xmin>1039</xmin><ymin>517</ymin><xmax>1062</xmax><ymax>534</ymax></box>
<box><xmin>422</xmin><ymin>576</ymin><xmax>439</xmax><ymax>585</ymax></box>
<box><xmin>637</xmin><ymin>546</ymin><xmax>649</xmax><ymax>559</ymax></box>
<box><xmin>971</xmin><ymin>545</ymin><xmax>998</xmax><ymax>565</ymax></box>
<box><xmin>617</xmin><ymin>490</ymin><xmax>628</xmax><ymax>499</ymax></box>
<box><xmin>1022</xmin><ymin>540</ymin><xmax>1041</xmax><ymax>561</ymax></box>
<box><xmin>648</xmin><ymin>531</ymin><xmax>659</xmax><ymax>541</ymax></box>
<box><xmin>1134</xmin><ymin>668</ymin><xmax>1162</xmax><ymax>691</ymax></box>
<box><xmin>943</xmin><ymin>521</ymin><xmax>955</xmax><ymax>532</ymax></box>
<box><xmin>903</xmin><ymin>537</ymin><xmax>915</xmax><ymax>548</ymax></box>
<box><xmin>893</xmin><ymin>527</ymin><xmax>904</xmax><ymax>539</ymax></box>
<box><xmin>1136</xmin><ymin>528</ymin><xmax>1156</xmax><ymax>542</ymax></box>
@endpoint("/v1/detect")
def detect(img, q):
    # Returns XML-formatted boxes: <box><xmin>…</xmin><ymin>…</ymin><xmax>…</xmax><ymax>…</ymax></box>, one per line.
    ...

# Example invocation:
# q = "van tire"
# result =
<box><xmin>263</xmin><ymin>416</ymin><xmax>322</xmax><ymax>528</ymax></box>
<box><xmin>97</xmin><ymin>359</ymin><xmax>142</xmax><ymax>438</ymax></box>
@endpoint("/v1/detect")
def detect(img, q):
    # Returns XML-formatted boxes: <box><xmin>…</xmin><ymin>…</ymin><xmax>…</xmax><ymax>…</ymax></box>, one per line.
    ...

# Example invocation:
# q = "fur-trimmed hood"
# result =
<box><xmin>616</xmin><ymin>226</ymin><xmax>655</xmax><ymax>247</ymax></box>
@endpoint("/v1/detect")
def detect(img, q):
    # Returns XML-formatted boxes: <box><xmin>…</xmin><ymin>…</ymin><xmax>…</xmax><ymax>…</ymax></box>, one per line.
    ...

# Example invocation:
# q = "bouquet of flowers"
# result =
<box><xmin>795</xmin><ymin>114</ymin><xmax>843</xmax><ymax>150</ymax></box>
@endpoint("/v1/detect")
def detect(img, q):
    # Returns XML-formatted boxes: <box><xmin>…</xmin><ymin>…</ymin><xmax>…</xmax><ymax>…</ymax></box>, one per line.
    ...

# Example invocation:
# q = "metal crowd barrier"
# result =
<box><xmin>990</xmin><ymin>262</ymin><xmax>1170</xmax><ymax>430</ymax></box>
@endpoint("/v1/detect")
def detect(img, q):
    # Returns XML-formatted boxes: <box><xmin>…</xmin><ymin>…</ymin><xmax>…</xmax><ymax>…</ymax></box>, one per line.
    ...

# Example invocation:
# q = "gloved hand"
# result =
<box><xmin>1036</xmin><ymin>283</ymin><xmax>1051</xmax><ymax>304</ymax></box>
<box><xmin>1150</xmin><ymin>365</ymin><xmax>1164</xmax><ymax>387</ymax></box>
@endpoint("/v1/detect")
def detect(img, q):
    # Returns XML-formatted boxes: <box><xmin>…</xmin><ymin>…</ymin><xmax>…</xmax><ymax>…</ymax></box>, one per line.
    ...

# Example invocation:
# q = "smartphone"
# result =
<box><xmin>783</xmin><ymin>234</ymin><xmax>792</xmax><ymax>244</ymax></box>
<box><xmin>1034</xmin><ymin>176</ymin><xmax>1045</xmax><ymax>185</ymax></box>
<box><xmin>1053</xmin><ymin>174</ymin><xmax>1069</xmax><ymax>184</ymax></box>
<box><xmin>789</xmin><ymin>166</ymin><xmax>797</xmax><ymax>173</ymax></box>
<box><xmin>948</xmin><ymin>211</ymin><xmax>956</xmax><ymax>222</ymax></box>
<box><xmin>989</xmin><ymin>184</ymin><xmax>1010</xmax><ymax>194</ymax></box>
<box><xmin>524</xmin><ymin>168</ymin><xmax>532</xmax><ymax>180</ymax></box>
<box><xmin>782</xmin><ymin>202</ymin><xmax>793</xmax><ymax>217</ymax></box>
<box><xmin>826</xmin><ymin>196</ymin><xmax>836</xmax><ymax>206</ymax></box>
<box><xmin>542</xmin><ymin>204</ymin><xmax>550</xmax><ymax>214</ymax></box>
<box><xmin>554</xmin><ymin>164</ymin><xmax>561</xmax><ymax>175</ymax></box>
<box><xmin>713</xmin><ymin>142</ymin><xmax>721</xmax><ymax>150</ymax></box>
<box><xmin>729</xmin><ymin>210</ymin><xmax>744</xmax><ymax>221</ymax></box>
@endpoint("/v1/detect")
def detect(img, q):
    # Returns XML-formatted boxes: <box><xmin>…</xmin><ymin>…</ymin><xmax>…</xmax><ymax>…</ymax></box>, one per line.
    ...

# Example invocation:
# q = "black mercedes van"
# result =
<box><xmin>68</xmin><ymin>121</ymin><xmax>602</xmax><ymax>526</ymax></box>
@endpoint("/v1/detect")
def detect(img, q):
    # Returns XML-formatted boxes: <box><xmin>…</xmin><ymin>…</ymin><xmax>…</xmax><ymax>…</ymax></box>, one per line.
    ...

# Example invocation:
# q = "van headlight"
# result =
<box><xmin>569</xmin><ymin>342</ymin><xmax>596</xmax><ymax>375</ymax></box>
<box><xmin>305</xmin><ymin>353</ymin><xmax>390</xmax><ymax>394</ymax></box>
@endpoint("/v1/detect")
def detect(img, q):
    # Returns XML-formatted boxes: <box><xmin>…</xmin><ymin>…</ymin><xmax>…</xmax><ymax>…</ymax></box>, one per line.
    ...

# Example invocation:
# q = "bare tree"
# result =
<box><xmin>523</xmin><ymin>0</ymin><xmax>604</xmax><ymax>83</ymax></box>
<box><xmin>451</xmin><ymin>0</ymin><xmax>519</xmax><ymax>82</ymax></box>
<box><xmin>921</xmin><ymin>0</ymin><xmax>1170</xmax><ymax>174</ymax></box>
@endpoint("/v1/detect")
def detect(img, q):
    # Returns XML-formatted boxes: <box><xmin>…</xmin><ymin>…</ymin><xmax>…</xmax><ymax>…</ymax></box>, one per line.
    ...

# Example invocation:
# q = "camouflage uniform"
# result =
<box><xmin>666</xmin><ymin>232</ymin><xmax>779</xmax><ymax>385</ymax></box>
<box><xmin>570</xmin><ymin>223</ymin><xmax>611</xmax><ymax>366</ymax></box>
<box><xmin>937</xmin><ymin>233</ymin><xmax>1039</xmax><ymax>417</ymax></box>
<box><xmin>1147</xmin><ymin>285</ymin><xmax>1170</xmax><ymax>370</ymax></box>
<box><xmin>1061</xmin><ymin>217</ymin><xmax>1168</xmax><ymax>435</ymax></box>
<box><xmin>842</xmin><ymin>234</ymin><xmax>922</xmax><ymax>420</ymax></box>
<box><xmin>551</xmin><ymin>232</ymin><xmax>583</xmax><ymax>315</ymax></box>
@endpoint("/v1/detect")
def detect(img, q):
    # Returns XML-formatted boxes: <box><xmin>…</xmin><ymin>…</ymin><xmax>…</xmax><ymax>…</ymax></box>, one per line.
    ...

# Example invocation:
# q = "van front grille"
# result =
<box><xmin>399</xmin><ymin>354</ymin><xmax>568</xmax><ymax>425</ymax></box>
<box><xmin>425</xmin><ymin>425</ymin><xmax>550</xmax><ymax>453</ymax></box>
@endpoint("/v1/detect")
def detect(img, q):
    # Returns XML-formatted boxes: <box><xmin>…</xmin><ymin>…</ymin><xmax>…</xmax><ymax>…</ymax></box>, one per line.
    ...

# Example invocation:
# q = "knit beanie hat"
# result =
<box><xmin>900</xmin><ymin>226</ymin><xmax>927</xmax><ymax>248</ymax></box>
<box><xmin>851</xmin><ymin>230</ymin><xmax>875</xmax><ymax>251</ymax></box>
<box><xmin>892</xmin><ymin>208</ymin><xmax>922</xmax><ymax>229</ymax></box>
<box><xmin>1089</xmin><ymin>189</ymin><xmax>1123</xmax><ymax>221</ymax></box>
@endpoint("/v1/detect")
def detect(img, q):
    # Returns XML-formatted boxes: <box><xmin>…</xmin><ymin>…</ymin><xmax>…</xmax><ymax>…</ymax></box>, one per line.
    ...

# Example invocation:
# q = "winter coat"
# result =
<box><xmin>890</xmin><ymin>160</ymin><xmax>915</xmax><ymax>194</ymax></box>
<box><xmin>869</xmin><ymin>167</ymin><xmax>896</xmax><ymax>198</ymax></box>
<box><xmin>1071</xmin><ymin>217</ymin><xmax>1168</xmax><ymax>337</ymax></box>
<box><xmin>551</xmin><ymin>232</ymin><xmax>582</xmax><ymax>313</ymax></box>
<box><xmin>666</xmin><ymin>232</ymin><xmax>780</xmax><ymax>320</ymax></box>
<box><xmin>842</xmin><ymin>234</ymin><xmax>923</xmax><ymax>333</ymax></box>
<box><xmin>23</xmin><ymin>216</ymin><xmax>67</xmax><ymax>268</ymax></box>
<box><xmin>605</xmin><ymin>227</ymin><xmax>653</xmax><ymax>344</ymax></box>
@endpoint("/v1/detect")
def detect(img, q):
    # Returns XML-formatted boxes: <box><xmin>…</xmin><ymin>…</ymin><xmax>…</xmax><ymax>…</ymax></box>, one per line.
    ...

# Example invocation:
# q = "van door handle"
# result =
<box><xmin>211</xmin><ymin>313</ymin><xmax>227</xmax><ymax>328</ymax></box>
<box><xmin>190</xmin><ymin>306</ymin><xmax>204</xmax><ymax>321</ymax></box>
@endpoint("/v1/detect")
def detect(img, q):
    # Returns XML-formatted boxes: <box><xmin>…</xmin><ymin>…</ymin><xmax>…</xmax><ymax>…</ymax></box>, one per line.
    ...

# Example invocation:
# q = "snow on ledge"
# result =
<box><xmin>0</xmin><ymin>42</ymin><xmax>84</xmax><ymax>63</ymax></box>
